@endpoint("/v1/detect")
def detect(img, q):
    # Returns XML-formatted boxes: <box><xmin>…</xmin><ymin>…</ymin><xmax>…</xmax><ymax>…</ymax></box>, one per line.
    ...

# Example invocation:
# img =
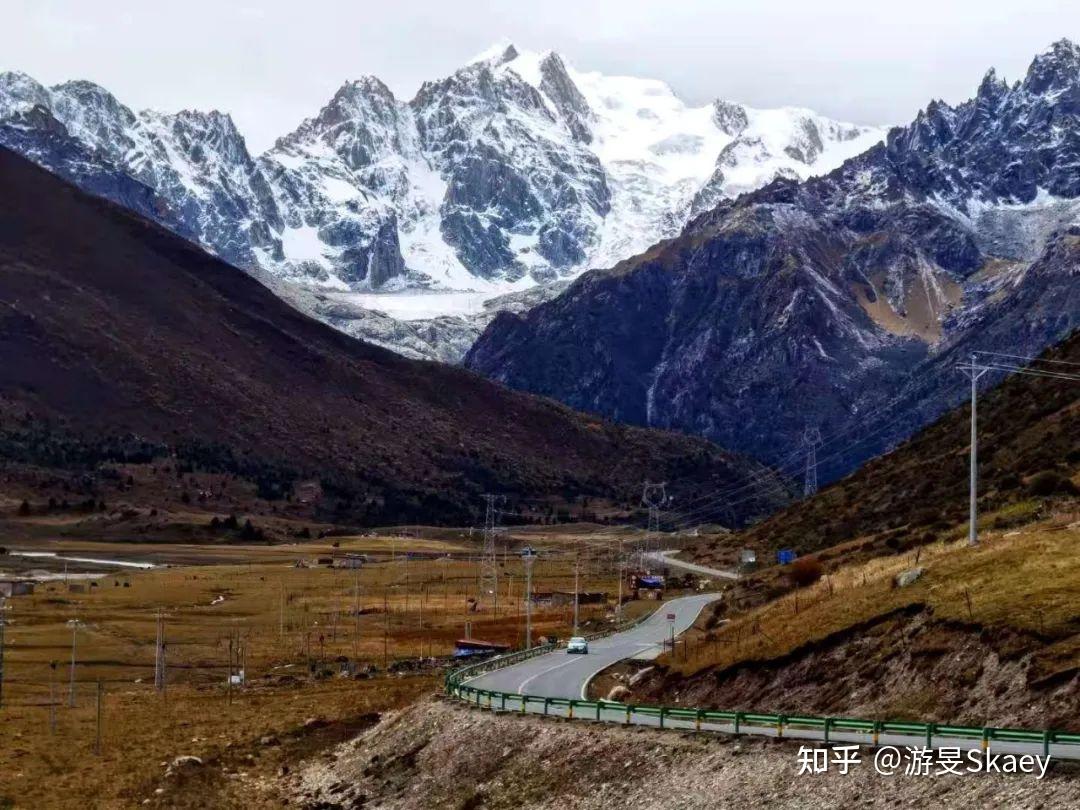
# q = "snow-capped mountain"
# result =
<box><xmin>0</xmin><ymin>43</ymin><xmax>883</xmax><ymax>314</ymax></box>
<box><xmin>466</xmin><ymin>40</ymin><xmax>1080</xmax><ymax>479</ymax></box>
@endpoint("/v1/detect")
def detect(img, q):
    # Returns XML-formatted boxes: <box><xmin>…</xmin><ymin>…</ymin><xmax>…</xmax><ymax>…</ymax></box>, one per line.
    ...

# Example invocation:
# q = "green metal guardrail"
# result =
<box><xmin>445</xmin><ymin>646</ymin><xmax>1080</xmax><ymax>758</ymax></box>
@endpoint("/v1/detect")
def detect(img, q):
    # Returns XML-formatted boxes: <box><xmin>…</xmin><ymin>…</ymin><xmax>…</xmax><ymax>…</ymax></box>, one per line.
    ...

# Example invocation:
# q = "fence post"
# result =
<box><xmin>734</xmin><ymin>712</ymin><xmax>742</xmax><ymax>735</ymax></box>
<box><xmin>596</xmin><ymin>702</ymin><xmax>602</xmax><ymax>721</ymax></box>
<box><xmin>568</xmin><ymin>700</ymin><xmax>574</xmax><ymax>720</ymax></box>
<box><xmin>1043</xmin><ymin>730</ymin><xmax>1052</xmax><ymax>757</ymax></box>
<box><xmin>696</xmin><ymin>710</ymin><xmax>703</xmax><ymax>732</ymax></box>
<box><xmin>982</xmin><ymin>727</ymin><xmax>992</xmax><ymax>753</ymax></box>
<box><xmin>777</xmin><ymin>715</ymin><xmax>785</xmax><ymax>739</ymax></box>
<box><xmin>625</xmin><ymin>705</ymin><xmax>631</xmax><ymax>726</ymax></box>
<box><xmin>659</xmin><ymin>708</ymin><xmax>666</xmax><ymax>729</ymax></box>
<box><xmin>925</xmin><ymin>723</ymin><xmax>933</xmax><ymax>748</ymax></box>
<box><xmin>544</xmin><ymin>698</ymin><xmax>550</xmax><ymax>716</ymax></box>
<box><xmin>872</xmin><ymin>721</ymin><xmax>880</xmax><ymax>746</ymax></box>
<box><xmin>824</xmin><ymin>718</ymin><xmax>831</xmax><ymax>744</ymax></box>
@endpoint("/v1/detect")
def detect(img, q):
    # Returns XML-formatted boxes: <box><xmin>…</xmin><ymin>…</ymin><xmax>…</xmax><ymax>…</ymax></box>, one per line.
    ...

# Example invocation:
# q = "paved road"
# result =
<box><xmin>647</xmin><ymin>549</ymin><xmax>739</xmax><ymax>580</ymax></box>
<box><xmin>465</xmin><ymin>593</ymin><xmax>719</xmax><ymax>700</ymax></box>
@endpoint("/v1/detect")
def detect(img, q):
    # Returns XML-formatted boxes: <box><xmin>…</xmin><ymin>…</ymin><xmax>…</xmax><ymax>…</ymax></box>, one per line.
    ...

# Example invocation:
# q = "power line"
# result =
<box><xmin>975</xmin><ymin>350</ymin><xmax>1080</xmax><ymax>368</ymax></box>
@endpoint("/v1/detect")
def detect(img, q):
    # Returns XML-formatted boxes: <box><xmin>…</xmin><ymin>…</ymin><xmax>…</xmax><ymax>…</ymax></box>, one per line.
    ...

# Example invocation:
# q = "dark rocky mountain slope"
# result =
<box><xmin>0</xmin><ymin>147</ymin><xmax>782</xmax><ymax>525</ymax></box>
<box><xmin>466</xmin><ymin>41</ymin><xmax>1080</xmax><ymax>478</ymax></box>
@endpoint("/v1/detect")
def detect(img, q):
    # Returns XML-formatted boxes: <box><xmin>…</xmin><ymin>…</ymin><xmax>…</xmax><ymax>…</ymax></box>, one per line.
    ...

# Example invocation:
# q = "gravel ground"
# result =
<box><xmin>291</xmin><ymin>697</ymin><xmax>1080</xmax><ymax>809</ymax></box>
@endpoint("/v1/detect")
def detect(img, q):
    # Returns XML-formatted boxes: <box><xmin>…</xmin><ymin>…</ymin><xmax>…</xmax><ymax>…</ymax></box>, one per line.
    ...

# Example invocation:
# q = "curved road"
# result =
<box><xmin>466</xmin><ymin>593</ymin><xmax>719</xmax><ymax>700</ymax></box>
<box><xmin>646</xmin><ymin>549</ymin><xmax>739</xmax><ymax>580</ymax></box>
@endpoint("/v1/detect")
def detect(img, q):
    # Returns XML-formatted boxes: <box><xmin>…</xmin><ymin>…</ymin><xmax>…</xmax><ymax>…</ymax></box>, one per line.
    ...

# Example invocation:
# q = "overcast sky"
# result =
<box><xmin>4</xmin><ymin>1</ymin><xmax>1077</xmax><ymax>152</ymax></box>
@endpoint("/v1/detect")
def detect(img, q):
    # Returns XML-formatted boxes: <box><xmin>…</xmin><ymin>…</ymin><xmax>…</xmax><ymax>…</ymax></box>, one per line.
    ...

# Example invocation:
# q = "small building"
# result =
<box><xmin>0</xmin><ymin>580</ymin><xmax>34</xmax><ymax>597</ymax></box>
<box><xmin>334</xmin><ymin>553</ymin><xmax>367</xmax><ymax>569</ymax></box>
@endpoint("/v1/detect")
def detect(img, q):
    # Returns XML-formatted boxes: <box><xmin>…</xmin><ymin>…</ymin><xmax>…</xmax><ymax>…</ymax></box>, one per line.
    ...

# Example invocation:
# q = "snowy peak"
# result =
<box><xmin>1023</xmin><ymin>37</ymin><xmax>1080</xmax><ymax>96</ymax></box>
<box><xmin>0</xmin><ymin>71</ymin><xmax>51</xmax><ymax>117</ymax></box>
<box><xmin>0</xmin><ymin>47</ymin><xmax>886</xmax><ymax>298</ymax></box>
<box><xmin>877</xmin><ymin>37</ymin><xmax>1080</xmax><ymax>210</ymax></box>
<box><xmin>466</xmin><ymin>39</ymin><xmax>520</xmax><ymax>67</ymax></box>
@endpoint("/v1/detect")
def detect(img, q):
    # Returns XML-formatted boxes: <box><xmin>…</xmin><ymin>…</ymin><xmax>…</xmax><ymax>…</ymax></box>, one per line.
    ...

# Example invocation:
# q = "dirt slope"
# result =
<box><xmin>289</xmin><ymin>697</ymin><xmax>1080</xmax><ymax>809</ymax></box>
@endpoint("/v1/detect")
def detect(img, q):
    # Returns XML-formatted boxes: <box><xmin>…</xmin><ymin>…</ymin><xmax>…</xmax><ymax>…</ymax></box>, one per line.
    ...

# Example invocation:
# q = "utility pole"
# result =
<box><xmin>0</xmin><ymin>596</ymin><xmax>8</xmax><ymax>709</ymax></box>
<box><xmin>66</xmin><ymin>618</ymin><xmax>82</xmax><ymax>708</ymax></box>
<box><xmin>521</xmin><ymin>547</ymin><xmax>537</xmax><ymax>649</ymax></box>
<box><xmin>959</xmin><ymin>354</ymin><xmax>990</xmax><ymax>546</ymax></box>
<box><xmin>227</xmin><ymin>634</ymin><xmax>234</xmax><ymax>704</ymax></box>
<box><xmin>48</xmin><ymin>661</ymin><xmax>57</xmax><ymax>735</ymax></box>
<box><xmin>803</xmin><ymin>427</ymin><xmax>823</xmax><ymax>498</ymax></box>
<box><xmin>572</xmin><ymin>551</ymin><xmax>580</xmax><ymax>634</ymax></box>
<box><xmin>279</xmin><ymin>581</ymin><xmax>286</xmax><ymax>640</ymax></box>
<box><xmin>418</xmin><ymin>585</ymin><xmax>424</xmax><ymax>631</ymax></box>
<box><xmin>153</xmin><ymin>609</ymin><xmax>165</xmax><ymax>693</ymax></box>
<box><xmin>616</xmin><ymin>540</ymin><xmax>624</xmax><ymax>617</ymax></box>
<box><xmin>383</xmin><ymin>588</ymin><xmax>389</xmax><ymax>671</ymax></box>
<box><xmin>94</xmin><ymin>679</ymin><xmax>103</xmax><ymax>755</ymax></box>
<box><xmin>353</xmin><ymin>568</ymin><xmax>360</xmax><ymax>661</ymax></box>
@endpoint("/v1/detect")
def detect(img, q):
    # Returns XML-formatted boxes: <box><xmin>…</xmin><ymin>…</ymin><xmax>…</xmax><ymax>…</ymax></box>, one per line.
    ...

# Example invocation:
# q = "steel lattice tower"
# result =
<box><xmin>640</xmin><ymin>481</ymin><xmax>667</xmax><ymax>569</ymax></box>
<box><xmin>480</xmin><ymin>494</ymin><xmax>502</xmax><ymax>615</ymax></box>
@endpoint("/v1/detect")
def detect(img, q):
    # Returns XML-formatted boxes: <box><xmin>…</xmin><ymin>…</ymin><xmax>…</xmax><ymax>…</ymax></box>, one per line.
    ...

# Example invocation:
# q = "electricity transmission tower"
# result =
<box><xmin>641</xmin><ymin>481</ymin><xmax>667</xmax><ymax>570</ymax></box>
<box><xmin>803</xmin><ymin>427</ymin><xmax>823</xmax><ymax>497</ymax></box>
<box><xmin>480</xmin><ymin>494</ymin><xmax>503</xmax><ymax>616</ymax></box>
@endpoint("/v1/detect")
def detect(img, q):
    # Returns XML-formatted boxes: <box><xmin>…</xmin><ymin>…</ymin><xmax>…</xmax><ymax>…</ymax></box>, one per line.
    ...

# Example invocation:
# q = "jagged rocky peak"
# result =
<box><xmin>712</xmin><ymin>99</ymin><xmax>749</xmax><ymax>136</ymax></box>
<box><xmin>153</xmin><ymin>109</ymin><xmax>254</xmax><ymax>165</ymax></box>
<box><xmin>1023</xmin><ymin>37</ymin><xmax>1080</xmax><ymax>95</ymax></box>
<box><xmin>0</xmin><ymin>71</ymin><xmax>51</xmax><ymax>115</ymax></box>
<box><xmin>880</xmin><ymin>38</ymin><xmax>1080</xmax><ymax>208</ymax></box>
<box><xmin>467</xmin><ymin>39</ymin><xmax>520</xmax><ymax>67</ymax></box>
<box><xmin>538</xmin><ymin>51</ymin><xmax>593</xmax><ymax>143</ymax></box>
<box><xmin>976</xmin><ymin>67</ymin><xmax>1009</xmax><ymax>101</ymax></box>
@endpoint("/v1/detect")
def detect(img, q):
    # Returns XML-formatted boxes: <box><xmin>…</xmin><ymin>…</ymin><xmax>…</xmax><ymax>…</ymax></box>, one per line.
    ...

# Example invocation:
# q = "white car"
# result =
<box><xmin>566</xmin><ymin>636</ymin><xmax>589</xmax><ymax>654</ymax></box>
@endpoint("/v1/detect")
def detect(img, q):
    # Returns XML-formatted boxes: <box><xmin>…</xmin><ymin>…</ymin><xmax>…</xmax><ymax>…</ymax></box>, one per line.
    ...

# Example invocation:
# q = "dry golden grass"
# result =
<box><xmin>0</xmin><ymin>673</ymin><xmax>435</xmax><ymax>809</ymax></box>
<box><xmin>0</xmin><ymin>529</ymin><xmax>647</xmax><ymax>808</ymax></box>
<box><xmin>668</xmin><ymin>513</ymin><xmax>1080</xmax><ymax>679</ymax></box>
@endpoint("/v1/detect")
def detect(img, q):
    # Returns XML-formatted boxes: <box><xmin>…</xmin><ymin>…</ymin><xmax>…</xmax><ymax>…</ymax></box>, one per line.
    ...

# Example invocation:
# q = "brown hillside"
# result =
<box><xmin>688</xmin><ymin>329</ymin><xmax>1080</xmax><ymax>568</ymax></box>
<box><xmin>0</xmin><ymin>147</ymin><xmax>781</xmax><ymax>526</ymax></box>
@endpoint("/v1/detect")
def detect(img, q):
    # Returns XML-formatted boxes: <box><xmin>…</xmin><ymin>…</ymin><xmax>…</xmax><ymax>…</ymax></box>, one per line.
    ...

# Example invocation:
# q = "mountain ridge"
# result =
<box><xmin>0</xmin><ymin>46</ymin><xmax>884</xmax><ymax>298</ymax></box>
<box><xmin>0</xmin><ymin>145</ymin><xmax>784</xmax><ymax>526</ymax></box>
<box><xmin>465</xmin><ymin>40</ymin><xmax>1080</xmax><ymax>478</ymax></box>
